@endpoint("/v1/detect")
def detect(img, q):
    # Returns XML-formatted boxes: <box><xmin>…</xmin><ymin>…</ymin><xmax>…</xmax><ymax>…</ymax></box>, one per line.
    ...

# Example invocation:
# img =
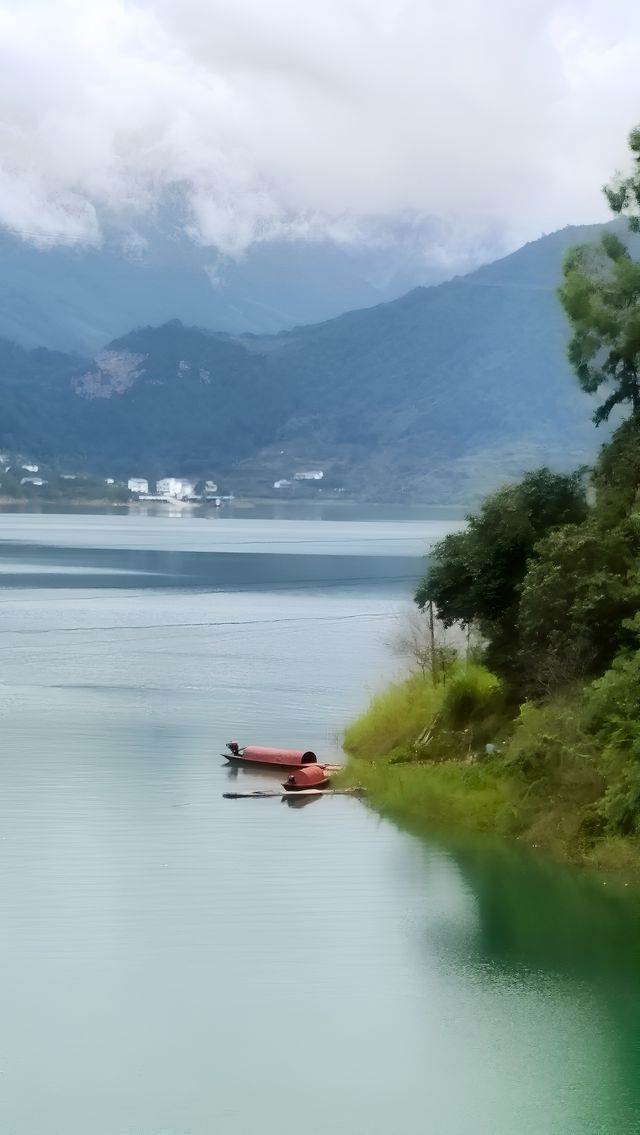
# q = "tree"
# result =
<box><xmin>415</xmin><ymin>468</ymin><xmax>588</xmax><ymax>678</ymax></box>
<box><xmin>386</xmin><ymin>604</ymin><xmax>457</xmax><ymax>681</ymax></box>
<box><xmin>603</xmin><ymin>125</ymin><xmax>640</xmax><ymax>231</ymax></box>
<box><xmin>559</xmin><ymin>126</ymin><xmax>640</xmax><ymax>425</ymax></box>
<box><xmin>559</xmin><ymin>233</ymin><xmax>640</xmax><ymax>423</ymax></box>
<box><xmin>591</xmin><ymin>414</ymin><xmax>640</xmax><ymax>520</ymax></box>
<box><xmin>515</xmin><ymin>417</ymin><xmax>640</xmax><ymax>691</ymax></box>
<box><xmin>517</xmin><ymin>521</ymin><xmax>640</xmax><ymax>689</ymax></box>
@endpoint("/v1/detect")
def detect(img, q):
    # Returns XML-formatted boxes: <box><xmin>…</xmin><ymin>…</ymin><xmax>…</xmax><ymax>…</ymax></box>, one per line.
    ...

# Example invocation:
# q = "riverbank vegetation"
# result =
<box><xmin>343</xmin><ymin>127</ymin><xmax>640</xmax><ymax>876</ymax></box>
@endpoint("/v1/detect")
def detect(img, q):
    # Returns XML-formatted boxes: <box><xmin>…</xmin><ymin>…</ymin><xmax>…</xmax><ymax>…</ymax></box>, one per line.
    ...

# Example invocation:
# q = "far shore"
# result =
<box><xmin>0</xmin><ymin>495</ymin><xmax>471</xmax><ymax>514</ymax></box>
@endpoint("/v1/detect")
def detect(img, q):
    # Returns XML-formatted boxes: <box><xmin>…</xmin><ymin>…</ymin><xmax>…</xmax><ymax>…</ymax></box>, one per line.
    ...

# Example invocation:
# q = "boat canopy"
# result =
<box><xmin>241</xmin><ymin>746</ymin><xmax>317</xmax><ymax>764</ymax></box>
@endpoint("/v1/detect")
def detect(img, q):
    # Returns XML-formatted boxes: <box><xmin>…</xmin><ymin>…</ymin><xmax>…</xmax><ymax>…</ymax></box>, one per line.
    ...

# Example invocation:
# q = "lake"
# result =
<box><xmin>1</xmin><ymin>512</ymin><xmax>640</xmax><ymax>1135</ymax></box>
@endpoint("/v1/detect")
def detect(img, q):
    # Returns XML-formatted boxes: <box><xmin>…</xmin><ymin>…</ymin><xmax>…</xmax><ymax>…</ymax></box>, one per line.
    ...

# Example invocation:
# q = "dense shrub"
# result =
<box><xmin>440</xmin><ymin>665</ymin><xmax>501</xmax><ymax>726</ymax></box>
<box><xmin>584</xmin><ymin>647</ymin><xmax>640</xmax><ymax>835</ymax></box>
<box><xmin>505</xmin><ymin>698</ymin><xmax>597</xmax><ymax>781</ymax></box>
<box><xmin>586</xmin><ymin>645</ymin><xmax>640</xmax><ymax>743</ymax></box>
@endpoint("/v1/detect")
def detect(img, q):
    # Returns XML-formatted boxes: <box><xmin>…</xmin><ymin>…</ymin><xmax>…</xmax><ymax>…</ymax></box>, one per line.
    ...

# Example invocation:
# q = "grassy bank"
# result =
<box><xmin>340</xmin><ymin>665</ymin><xmax>640</xmax><ymax>878</ymax></box>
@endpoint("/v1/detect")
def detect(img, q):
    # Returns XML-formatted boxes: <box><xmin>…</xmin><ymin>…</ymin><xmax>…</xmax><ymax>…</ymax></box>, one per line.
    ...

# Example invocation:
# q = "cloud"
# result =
<box><xmin>0</xmin><ymin>0</ymin><xmax>638</xmax><ymax>255</ymax></box>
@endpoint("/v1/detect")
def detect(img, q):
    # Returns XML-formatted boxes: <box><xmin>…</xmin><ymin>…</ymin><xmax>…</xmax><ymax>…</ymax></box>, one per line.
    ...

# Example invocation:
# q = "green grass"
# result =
<box><xmin>342</xmin><ymin>662</ymin><xmax>503</xmax><ymax>761</ymax></box>
<box><xmin>440</xmin><ymin>664</ymin><xmax>502</xmax><ymax>731</ymax></box>
<box><xmin>341</xmin><ymin>672</ymin><xmax>640</xmax><ymax>879</ymax></box>
<box><xmin>342</xmin><ymin>672</ymin><xmax>444</xmax><ymax>759</ymax></box>
<box><xmin>340</xmin><ymin>754</ymin><xmax>518</xmax><ymax>835</ymax></box>
<box><xmin>341</xmin><ymin>662</ymin><xmax>520</xmax><ymax>840</ymax></box>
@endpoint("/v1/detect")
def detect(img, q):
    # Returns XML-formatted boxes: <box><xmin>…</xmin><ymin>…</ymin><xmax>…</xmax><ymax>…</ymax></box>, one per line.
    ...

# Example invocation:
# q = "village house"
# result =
<box><xmin>156</xmin><ymin>477</ymin><xmax>195</xmax><ymax>499</ymax></box>
<box><xmin>293</xmin><ymin>470</ymin><xmax>324</xmax><ymax>481</ymax></box>
<box><xmin>127</xmin><ymin>477</ymin><xmax>149</xmax><ymax>494</ymax></box>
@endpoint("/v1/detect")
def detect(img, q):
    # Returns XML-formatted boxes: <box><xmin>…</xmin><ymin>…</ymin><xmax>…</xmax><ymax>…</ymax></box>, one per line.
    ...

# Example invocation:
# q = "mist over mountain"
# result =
<box><xmin>0</xmin><ymin>222</ymin><xmax>613</xmax><ymax>502</ymax></box>
<box><xmin>0</xmin><ymin>213</ymin><xmax>504</xmax><ymax>354</ymax></box>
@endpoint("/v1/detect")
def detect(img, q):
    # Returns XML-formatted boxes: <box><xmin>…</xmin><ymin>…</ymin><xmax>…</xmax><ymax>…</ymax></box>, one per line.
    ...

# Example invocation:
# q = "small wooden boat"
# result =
<box><xmin>223</xmin><ymin>740</ymin><xmax>320</xmax><ymax>769</ymax></box>
<box><xmin>282</xmin><ymin>764</ymin><xmax>331</xmax><ymax>792</ymax></box>
<box><xmin>223</xmin><ymin>786</ymin><xmax>364</xmax><ymax>799</ymax></box>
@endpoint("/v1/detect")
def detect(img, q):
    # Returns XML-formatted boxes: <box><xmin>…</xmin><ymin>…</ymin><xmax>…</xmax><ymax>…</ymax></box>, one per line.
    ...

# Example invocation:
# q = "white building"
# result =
<box><xmin>20</xmin><ymin>476</ymin><xmax>47</xmax><ymax>487</ymax></box>
<box><xmin>105</xmin><ymin>478</ymin><xmax>115</xmax><ymax>485</ymax></box>
<box><xmin>21</xmin><ymin>463</ymin><xmax>39</xmax><ymax>473</ymax></box>
<box><xmin>156</xmin><ymin>477</ymin><xmax>195</xmax><ymax>499</ymax></box>
<box><xmin>128</xmin><ymin>478</ymin><xmax>149</xmax><ymax>494</ymax></box>
<box><xmin>294</xmin><ymin>470</ymin><xmax>324</xmax><ymax>481</ymax></box>
<box><xmin>274</xmin><ymin>479</ymin><xmax>292</xmax><ymax>489</ymax></box>
<box><xmin>204</xmin><ymin>480</ymin><xmax>218</xmax><ymax>496</ymax></box>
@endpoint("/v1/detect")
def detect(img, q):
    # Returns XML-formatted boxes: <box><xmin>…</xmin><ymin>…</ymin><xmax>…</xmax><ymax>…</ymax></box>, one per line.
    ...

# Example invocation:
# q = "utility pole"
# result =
<box><xmin>428</xmin><ymin>599</ymin><xmax>436</xmax><ymax>684</ymax></box>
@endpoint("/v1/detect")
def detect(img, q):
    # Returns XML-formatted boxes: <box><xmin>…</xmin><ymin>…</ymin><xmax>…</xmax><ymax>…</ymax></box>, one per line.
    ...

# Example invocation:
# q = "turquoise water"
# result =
<box><xmin>0</xmin><ymin>513</ymin><xmax>639</xmax><ymax>1135</ymax></box>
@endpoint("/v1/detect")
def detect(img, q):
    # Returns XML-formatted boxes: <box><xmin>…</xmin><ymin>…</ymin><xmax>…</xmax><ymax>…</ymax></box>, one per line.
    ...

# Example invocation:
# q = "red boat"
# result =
<box><xmin>224</xmin><ymin>741</ymin><xmax>319</xmax><ymax>769</ymax></box>
<box><xmin>282</xmin><ymin>765</ymin><xmax>331</xmax><ymax>792</ymax></box>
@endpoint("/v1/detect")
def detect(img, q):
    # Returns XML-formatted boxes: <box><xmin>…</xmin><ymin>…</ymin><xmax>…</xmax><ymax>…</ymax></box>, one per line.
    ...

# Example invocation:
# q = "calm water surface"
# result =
<box><xmin>1</xmin><ymin>513</ymin><xmax>640</xmax><ymax>1135</ymax></box>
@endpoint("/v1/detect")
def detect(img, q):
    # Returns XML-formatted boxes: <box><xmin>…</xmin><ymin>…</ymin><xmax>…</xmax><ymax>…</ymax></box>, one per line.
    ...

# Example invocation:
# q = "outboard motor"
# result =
<box><xmin>227</xmin><ymin>740</ymin><xmax>241</xmax><ymax>756</ymax></box>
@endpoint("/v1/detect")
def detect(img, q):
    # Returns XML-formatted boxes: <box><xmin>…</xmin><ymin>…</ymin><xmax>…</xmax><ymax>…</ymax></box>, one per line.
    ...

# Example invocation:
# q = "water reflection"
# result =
<box><xmin>0</xmin><ymin>500</ymin><xmax>467</xmax><ymax>523</ymax></box>
<box><xmin>0</xmin><ymin>539</ymin><xmax>419</xmax><ymax>593</ymax></box>
<box><xmin>389</xmin><ymin>815</ymin><xmax>640</xmax><ymax>1127</ymax></box>
<box><xmin>281</xmin><ymin>793</ymin><xmax>323</xmax><ymax>809</ymax></box>
<box><xmin>441</xmin><ymin>834</ymin><xmax>640</xmax><ymax>983</ymax></box>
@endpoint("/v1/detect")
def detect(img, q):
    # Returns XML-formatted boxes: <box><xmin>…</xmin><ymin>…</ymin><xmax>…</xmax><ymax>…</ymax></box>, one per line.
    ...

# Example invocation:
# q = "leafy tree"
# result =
<box><xmin>559</xmin><ymin>233</ymin><xmax>640</xmax><ymax>423</ymax></box>
<box><xmin>517</xmin><ymin>521</ymin><xmax>640</xmax><ymax>688</ymax></box>
<box><xmin>559</xmin><ymin>127</ymin><xmax>640</xmax><ymax>425</ymax></box>
<box><xmin>517</xmin><ymin>421</ymin><xmax>640</xmax><ymax>691</ymax></box>
<box><xmin>415</xmin><ymin>468</ymin><xmax>588</xmax><ymax>677</ymax></box>
<box><xmin>603</xmin><ymin>125</ymin><xmax>640</xmax><ymax>230</ymax></box>
<box><xmin>591</xmin><ymin>414</ymin><xmax>640</xmax><ymax>520</ymax></box>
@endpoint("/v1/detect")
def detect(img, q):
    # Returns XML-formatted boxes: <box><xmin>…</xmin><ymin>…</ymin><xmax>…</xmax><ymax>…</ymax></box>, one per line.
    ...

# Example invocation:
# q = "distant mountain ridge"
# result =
<box><xmin>0</xmin><ymin>222</ymin><xmax>615</xmax><ymax>502</ymax></box>
<box><xmin>0</xmin><ymin>214</ymin><xmax>498</xmax><ymax>354</ymax></box>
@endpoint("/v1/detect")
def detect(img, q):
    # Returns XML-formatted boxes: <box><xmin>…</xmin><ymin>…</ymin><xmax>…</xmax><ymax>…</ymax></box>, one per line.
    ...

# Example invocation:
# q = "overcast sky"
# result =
<box><xmin>0</xmin><ymin>0</ymin><xmax>639</xmax><ymax>256</ymax></box>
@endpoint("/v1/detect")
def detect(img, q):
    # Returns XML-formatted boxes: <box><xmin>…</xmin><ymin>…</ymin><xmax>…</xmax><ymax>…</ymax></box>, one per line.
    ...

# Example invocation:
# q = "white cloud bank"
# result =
<box><xmin>0</xmin><ymin>0</ymin><xmax>639</xmax><ymax>253</ymax></box>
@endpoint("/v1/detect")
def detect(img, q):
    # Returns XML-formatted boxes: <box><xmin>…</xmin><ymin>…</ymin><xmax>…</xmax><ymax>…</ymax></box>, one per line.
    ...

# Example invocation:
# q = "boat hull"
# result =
<box><xmin>282</xmin><ymin>778</ymin><xmax>330</xmax><ymax>792</ymax></box>
<box><xmin>223</xmin><ymin>752</ymin><xmax>312</xmax><ymax>769</ymax></box>
<box><xmin>282</xmin><ymin>764</ymin><xmax>331</xmax><ymax>791</ymax></box>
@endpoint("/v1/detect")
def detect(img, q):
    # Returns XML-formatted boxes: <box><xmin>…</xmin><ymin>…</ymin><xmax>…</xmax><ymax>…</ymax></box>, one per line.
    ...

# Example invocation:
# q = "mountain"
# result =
<box><xmin>0</xmin><ymin>222</ymin><xmax>615</xmax><ymax>503</ymax></box>
<box><xmin>0</xmin><ymin>215</ymin><xmax>499</xmax><ymax>354</ymax></box>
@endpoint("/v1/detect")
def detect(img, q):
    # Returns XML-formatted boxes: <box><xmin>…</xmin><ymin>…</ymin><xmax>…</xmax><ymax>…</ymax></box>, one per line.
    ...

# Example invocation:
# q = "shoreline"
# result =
<box><xmin>339</xmin><ymin>754</ymin><xmax>640</xmax><ymax>881</ymax></box>
<box><xmin>339</xmin><ymin>670</ymin><xmax>640</xmax><ymax>882</ymax></box>
<box><xmin>0</xmin><ymin>496</ymin><xmax>471</xmax><ymax>515</ymax></box>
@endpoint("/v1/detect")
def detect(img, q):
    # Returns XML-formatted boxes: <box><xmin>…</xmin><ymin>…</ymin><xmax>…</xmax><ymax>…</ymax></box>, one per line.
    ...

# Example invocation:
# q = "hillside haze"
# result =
<box><xmin>0</xmin><ymin>215</ymin><xmax>497</xmax><ymax>354</ymax></box>
<box><xmin>0</xmin><ymin>223</ymin><xmax>612</xmax><ymax>502</ymax></box>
